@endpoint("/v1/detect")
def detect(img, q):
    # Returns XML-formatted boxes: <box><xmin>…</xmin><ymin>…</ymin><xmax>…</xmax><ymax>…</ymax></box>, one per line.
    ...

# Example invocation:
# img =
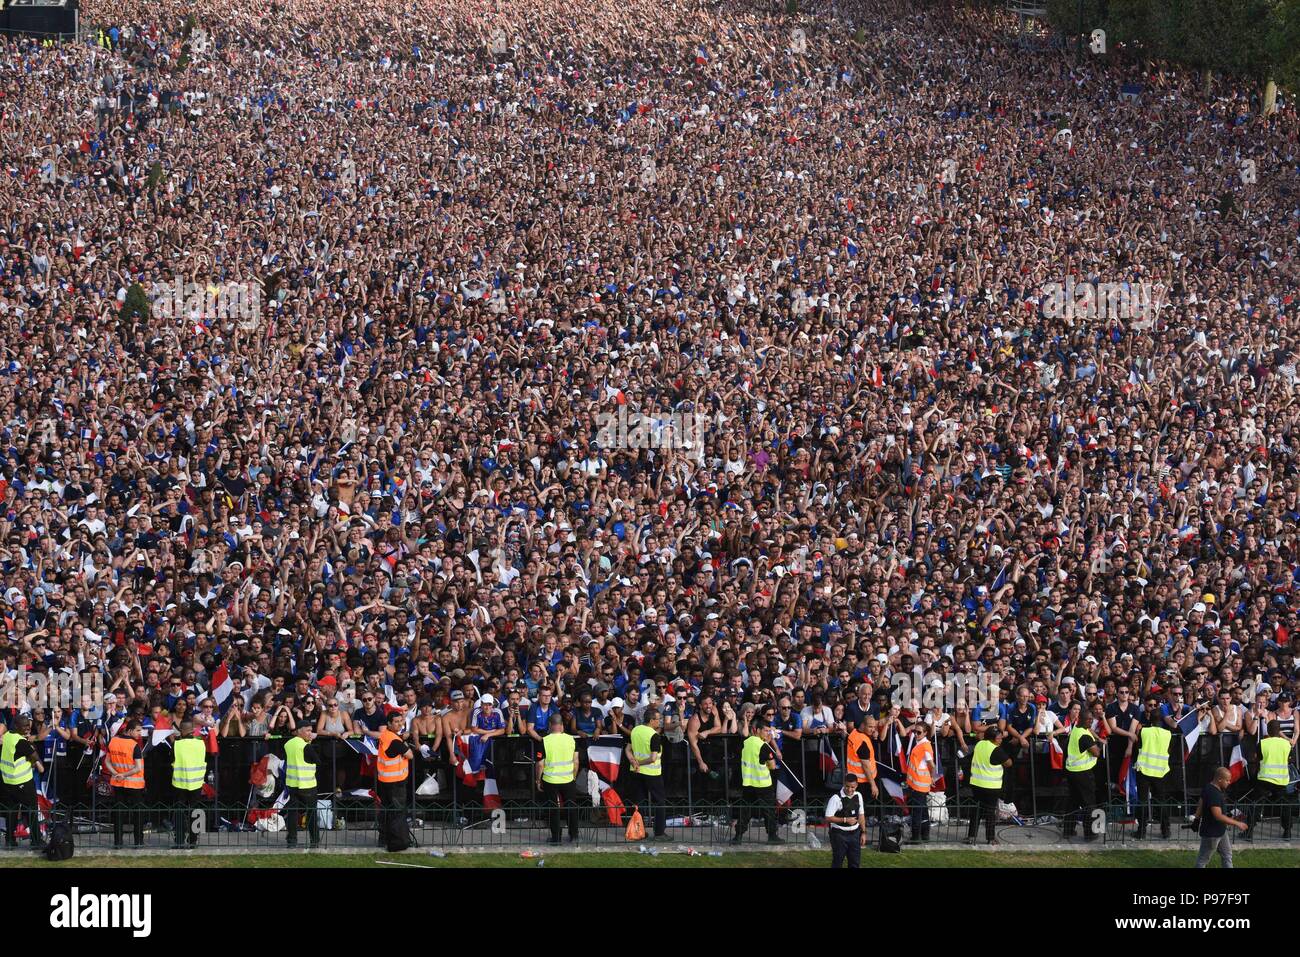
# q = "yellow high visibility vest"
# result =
<box><xmin>630</xmin><ymin>724</ymin><xmax>661</xmax><ymax>776</ymax></box>
<box><xmin>1259</xmin><ymin>737</ymin><xmax>1292</xmax><ymax>786</ymax></box>
<box><xmin>741</xmin><ymin>735</ymin><xmax>771</xmax><ymax>788</ymax></box>
<box><xmin>542</xmin><ymin>732</ymin><xmax>576</xmax><ymax>784</ymax></box>
<box><xmin>1135</xmin><ymin>726</ymin><xmax>1171</xmax><ymax>779</ymax></box>
<box><xmin>0</xmin><ymin>731</ymin><xmax>33</xmax><ymax>786</ymax></box>
<box><xmin>172</xmin><ymin>738</ymin><xmax>206</xmax><ymax>791</ymax></box>
<box><xmin>284</xmin><ymin>736</ymin><xmax>317</xmax><ymax>789</ymax></box>
<box><xmin>1066</xmin><ymin>726</ymin><xmax>1097</xmax><ymax>772</ymax></box>
<box><xmin>970</xmin><ymin>739</ymin><xmax>1003</xmax><ymax>790</ymax></box>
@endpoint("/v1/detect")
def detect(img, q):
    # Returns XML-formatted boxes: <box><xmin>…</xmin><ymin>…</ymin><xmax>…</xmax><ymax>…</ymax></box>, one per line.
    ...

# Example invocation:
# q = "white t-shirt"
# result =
<box><xmin>824</xmin><ymin>789</ymin><xmax>865</xmax><ymax>831</ymax></box>
<box><xmin>801</xmin><ymin>704</ymin><xmax>834</xmax><ymax>729</ymax></box>
<box><xmin>1036</xmin><ymin>707</ymin><xmax>1064</xmax><ymax>736</ymax></box>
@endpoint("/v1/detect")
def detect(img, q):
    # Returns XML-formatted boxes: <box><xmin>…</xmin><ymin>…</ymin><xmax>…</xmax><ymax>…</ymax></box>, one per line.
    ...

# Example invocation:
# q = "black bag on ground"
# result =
<box><xmin>45</xmin><ymin>822</ymin><xmax>75</xmax><ymax>861</ymax></box>
<box><xmin>384</xmin><ymin>812</ymin><xmax>414</xmax><ymax>852</ymax></box>
<box><xmin>877</xmin><ymin>821</ymin><xmax>902</xmax><ymax>854</ymax></box>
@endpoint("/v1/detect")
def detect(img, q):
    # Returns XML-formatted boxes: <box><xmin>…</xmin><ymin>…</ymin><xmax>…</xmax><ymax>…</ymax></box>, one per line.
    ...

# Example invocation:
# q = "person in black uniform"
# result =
<box><xmin>2</xmin><ymin>715</ymin><xmax>45</xmax><ymax>850</ymax></box>
<box><xmin>824</xmin><ymin>773</ymin><xmax>867</xmax><ymax>868</ymax></box>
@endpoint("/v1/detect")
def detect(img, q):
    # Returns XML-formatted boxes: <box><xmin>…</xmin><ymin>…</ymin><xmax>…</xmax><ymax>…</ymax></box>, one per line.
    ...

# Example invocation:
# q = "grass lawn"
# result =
<box><xmin>7</xmin><ymin>849</ymin><xmax>1298</xmax><ymax>868</ymax></box>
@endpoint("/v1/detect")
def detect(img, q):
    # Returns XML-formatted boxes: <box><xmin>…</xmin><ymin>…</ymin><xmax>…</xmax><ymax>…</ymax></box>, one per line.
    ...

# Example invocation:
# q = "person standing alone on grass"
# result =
<box><xmin>824</xmin><ymin>773</ymin><xmax>867</xmax><ymax>868</ymax></box>
<box><xmin>539</xmin><ymin>713</ymin><xmax>580</xmax><ymax>845</ymax></box>
<box><xmin>966</xmin><ymin>726</ymin><xmax>1011</xmax><ymax>846</ymax></box>
<box><xmin>1195</xmin><ymin>767</ymin><xmax>1248</xmax><ymax>868</ymax></box>
<box><xmin>627</xmin><ymin>709</ymin><xmax>668</xmax><ymax>841</ymax></box>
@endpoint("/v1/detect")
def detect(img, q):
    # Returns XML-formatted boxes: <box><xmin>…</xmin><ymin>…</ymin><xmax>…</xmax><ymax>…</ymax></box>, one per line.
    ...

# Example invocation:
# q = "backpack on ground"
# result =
<box><xmin>384</xmin><ymin>813</ymin><xmax>416</xmax><ymax>852</ymax></box>
<box><xmin>45</xmin><ymin>822</ymin><xmax>75</xmax><ymax>861</ymax></box>
<box><xmin>877</xmin><ymin>820</ymin><xmax>902</xmax><ymax>854</ymax></box>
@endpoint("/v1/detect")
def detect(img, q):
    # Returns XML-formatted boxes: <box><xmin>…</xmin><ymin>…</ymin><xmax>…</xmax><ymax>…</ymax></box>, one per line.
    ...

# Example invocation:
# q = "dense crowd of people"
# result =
<box><xmin>0</xmin><ymin>0</ymin><xmax>1298</xmax><ymax>849</ymax></box>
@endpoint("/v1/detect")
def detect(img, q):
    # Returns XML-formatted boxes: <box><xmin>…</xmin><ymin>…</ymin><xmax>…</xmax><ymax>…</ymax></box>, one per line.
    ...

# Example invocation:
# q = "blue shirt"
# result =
<box><xmin>526</xmin><ymin>702</ymin><xmax>558</xmax><ymax>736</ymax></box>
<box><xmin>572</xmin><ymin>708</ymin><xmax>600</xmax><ymax>736</ymax></box>
<box><xmin>845</xmin><ymin>698</ymin><xmax>877</xmax><ymax>726</ymax></box>
<box><xmin>1160</xmin><ymin>702</ymin><xmax>1192</xmax><ymax>723</ymax></box>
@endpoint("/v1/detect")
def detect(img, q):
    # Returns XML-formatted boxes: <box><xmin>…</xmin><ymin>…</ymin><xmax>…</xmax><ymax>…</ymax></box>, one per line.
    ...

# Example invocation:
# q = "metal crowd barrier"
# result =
<box><xmin>24</xmin><ymin>731</ymin><xmax>1296</xmax><ymax>850</ymax></box>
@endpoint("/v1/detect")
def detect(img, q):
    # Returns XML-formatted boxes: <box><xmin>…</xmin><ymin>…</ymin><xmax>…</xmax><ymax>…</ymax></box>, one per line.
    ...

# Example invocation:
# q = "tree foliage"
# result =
<box><xmin>1044</xmin><ymin>0</ymin><xmax>1299</xmax><ymax>92</ymax></box>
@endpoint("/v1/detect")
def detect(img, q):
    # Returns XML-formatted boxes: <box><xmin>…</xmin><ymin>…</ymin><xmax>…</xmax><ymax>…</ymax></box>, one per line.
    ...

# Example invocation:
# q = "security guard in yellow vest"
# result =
<box><xmin>1134</xmin><ymin>697</ymin><xmax>1174</xmax><ymax>840</ymax></box>
<box><xmin>1246</xmin><ymin>720</ymin><xmax>1293</xmax><ymax>840</ymax></box>
<box><xmin>284</xmin><ymin>722</ymin><xmax>322</xmax><ymax>848</ymax></box>
<box><xmin>2</xmin><ymin>716</ymin><xmax>46</xmax><ymax>850</ymax></box>
<box><xmin>170</xmin><ymin>719</ymin><xmax>207</xmax><ymax>849</ymax></box>
<box><xmin>538</xmin><ymin>713</ymin><xmax>580</xmax><ymax>845</ymax></box>
<box><xmin>626</xmin><ymin>709</ymin><xmax>668</xmax><ymax>840</ymax></box>
<box><xmin>966</xmin><ymin>726</ymin><xmax>1011</xmax><ymax>846</ymax></box>
<box><xmin>732</xmin><ymin>718</ymin><xmax>783</xmax><ymax>844</ymax></box>
<box><xmin>1063</xmin><ymin>701</ymin><xmax>1102</xmax><ymax>841</ymax></box>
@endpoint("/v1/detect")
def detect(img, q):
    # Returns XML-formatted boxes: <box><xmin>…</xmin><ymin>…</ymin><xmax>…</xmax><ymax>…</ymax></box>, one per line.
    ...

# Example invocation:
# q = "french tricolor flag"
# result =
<box><xmin>876</xmin><ymin>728</ymin><xmax>908</xmax><ymax>806</ymax></box>
<box><xmin>210</xmin><ymin>662</ymin><xmax>234</xmax><ymax>716</ymax></box>
<box><xmin>346</xmin><ymin>735</ymin><xmax>379</xmax><ymax>778</ymax></box>
<box><xmin>588</xmin><ymin>736</ymin><xmax>624</xmax><ymax>783</ymax></box>
<box><xmin>585</xmin><ymin>770</ymin><xmax>625</xmax><ymax>825</ymax></box>
<box><xmin>35</xmin><ymin>772</ymin><xmax>53</xmax><ymax>821</ymax></box>
<box><xmin>483</xmin><ymin>767</ymin><xmax>501</xmax><ymax>811</ymax></box>
<box><xmin>817</xmin><ymin>734</ymin><xmax>839</xmax><ymax>777</ymax></box>
<box><xmin>453</xmin><ymin>734</ymin><xmax>500</xmax><ymax>809</ymax></box>
<box><xmin>1228</xmin><ymin>744</ymin><xmax>1247</xmax><ymax>784</ymax></box>
<box><xmin>775</xmin><ymin>761</ymin><xmax>802</xmax><ymax>808</ymax></box>
<box><xmin>14</xmin><ymin>774</ymin><xmax>52</xmax><ymax>840</ymax></box>
<box><xmin>1177</xmin><ymin>709</ymin><xmax>1209</xmax><ymax>758</ymax></box>
<box><xmin>1116</xmin><ymin>752</ymin><xmax>1138</xmax><ymax>815</ymax></box>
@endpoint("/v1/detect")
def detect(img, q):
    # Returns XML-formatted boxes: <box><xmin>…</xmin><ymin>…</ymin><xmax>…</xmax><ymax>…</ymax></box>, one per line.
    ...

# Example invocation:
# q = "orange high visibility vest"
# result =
<box><xmin>906</xmin><ymin>738</ymin><xmax>933</xmax><ymax>792</ymax></box>
<box><xmin>376</xmin><ymin>729</ymin><xmax>409</xmax><ymax>783</ymax></box>
<box><xmin>845</xmin><ymin>730</ymin><xmax>875</xmax><ymax>784</ymax></box>
<box><xmin>106</xmin><ymin>735</ymin><xmax>145</xmax><ymax>789</ymax></box>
